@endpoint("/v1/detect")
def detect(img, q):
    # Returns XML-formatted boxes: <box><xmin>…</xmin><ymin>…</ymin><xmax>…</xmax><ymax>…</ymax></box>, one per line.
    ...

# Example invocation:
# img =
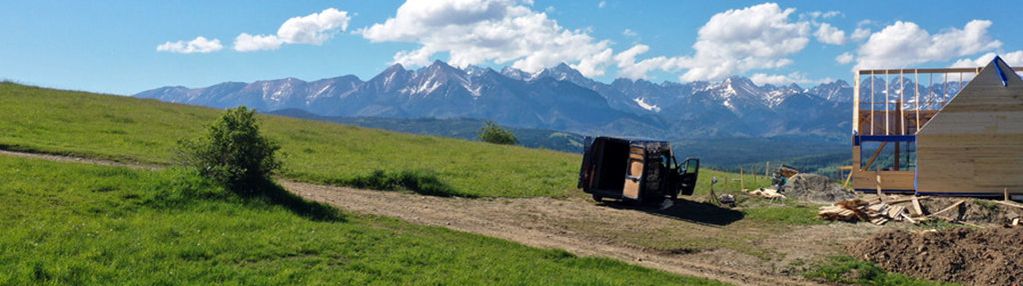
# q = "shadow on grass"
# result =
<box><xmin>243</xmin><ymin>180</ymin><xmax>346</xmax><ymax>222</ymax></box>
<box><xmin>339</xmin><ymin>170</ymin><xmax>470</xmax><ymax>198</ymax></box>
<box><xmin>600</xmin><ymin>199</ymin><xmax>744</xmax><ymax>226</ymax></box>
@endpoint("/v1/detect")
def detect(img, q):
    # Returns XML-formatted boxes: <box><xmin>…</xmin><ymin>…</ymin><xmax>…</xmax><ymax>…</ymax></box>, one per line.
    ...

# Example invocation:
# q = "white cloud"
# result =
<box><xmin>951</xmin><ymin>50</ymin><xmax>1023</xmax><ymax>68</ymax></box>
<box><xmin>850</xmin><ymin>27</ymin><xmax>871</xmax><ymax>41</ymax></box>
<box><xmin>750</xmin><ymin>72</ymin><xmax>830</xmax><ymax>85</ymax></box>
<box><xmin>360</xmin><ymin>0</ymin><xmax>614</xmax><ymax>76</ymax></box>
<box><xmin>598</xmin><ymin>1</ymin><xmax>606</xmax><ymax>8</ymax></box>
<box><xmin>156</xmin><ymin>36</ymin><xmax>223</xmax><ymax>54</ymax></box>
<box><xmin>855</xmin><ymin>20</ymin><xmax>1002</xmax><ymax>69</ymax></box>
<box><xmin>835</xmin><ymin>52</ymin><xmax>854</xmax><ymax>64</ymax></box>
<box><xmin>234</xmin><ymin>8</ymin><xmax>351</xmax><ymax>52</ymax></box>
<box><xmin>234</xmin><ymin>33</ymin><xmax>283</xmax><ymax>52</ymax></box>
<box><xmin>613</xmin><ymin>3</ymin><xmax>812</xmax><ymax>81</ymax></box>
<box><xmin>815</xmin><ymin>23</ymin><xmax>846</xmax><ymax>45</ymax></box>
<box><xmin>678</xmin><ymin>3</ymin><xmax>810</xmax><ymax>81</ymax></box>
<box><xmin>613</xmin><ymin>44</ymin><xmax>684</xmax><ymax>80</ymax></box>
<box><xmin>805</xmin><ymin>10</ymin><xmax>841</xmax><ymax>19</ymax></box>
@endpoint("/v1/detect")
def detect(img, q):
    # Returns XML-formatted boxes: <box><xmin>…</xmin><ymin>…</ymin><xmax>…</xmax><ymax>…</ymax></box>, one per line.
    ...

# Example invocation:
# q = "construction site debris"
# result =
<box><xmin>746</xmin><ymin>188</ymin><xmax>785</xmax><ymax>200</ymax></box>
<box><xmin>849</xmin><ymin>228</ymin><xmax>1023</xmax><ymax>285</ymax></box>
<box><xmin>818</xmin><ymin>198</ymin><xmax>923</xmax><ymax>225</ymax></box>
<box><xmin>820</xmin><ymin>195</ymin><xmax>1023</xmax><ymax>226</ymax></box>
<box><xmin>782</xmin><ymin>174</ymin><xmax>856</xmax><ymax>203</ymax></box>
<box><xmin>717</xmin><ymin>194</ymin><xmax>736</xmax><ymax>208</ymax></box>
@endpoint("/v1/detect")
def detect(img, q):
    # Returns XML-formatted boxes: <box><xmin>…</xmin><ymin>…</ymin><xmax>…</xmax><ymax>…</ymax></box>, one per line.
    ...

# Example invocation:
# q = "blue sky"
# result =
<box><xmin>2</xmin><ymin>0</ymin><xmax>1022</xmax><ymax>95</ymax></box>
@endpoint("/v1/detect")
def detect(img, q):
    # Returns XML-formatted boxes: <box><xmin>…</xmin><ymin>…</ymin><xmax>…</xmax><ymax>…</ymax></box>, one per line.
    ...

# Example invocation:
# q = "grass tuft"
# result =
<box><xmin>340</xmin><ymin>169</ymin><xmax>466</xmax><ymax>198</ymax></box>
<box><xmin>805</xmin><ymin>256</ymin><xmax>956</xmax><ymax>286</ymax></box>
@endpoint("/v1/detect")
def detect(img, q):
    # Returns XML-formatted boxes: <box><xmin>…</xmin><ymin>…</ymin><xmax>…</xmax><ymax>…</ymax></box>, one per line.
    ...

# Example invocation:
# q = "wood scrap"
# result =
<box><xmin>926</xmin><ymin>200</ymin><xmax>965</xmax><ymax>218</ymax></box>
<box><xmin>887</xmin><ymin>205</ymin><xmax>906</xmax><ymax>219</ymax></box>
<box><xmin>886</xmin><ymin>196</ymin><xmax>930</xmax><ymax>204</ymax></box>
<box><xmin>911</xmin><ymin>196</ymin><xmax>924</xmax><ymax>216</ymax></box>
<box><xmin>900</xmin><ymin>212</ymin><xmax>917</xmax><ymax>224</ymax></box>
<box><xmin>996</xmin><ymin>200</ymin><xmax>1023</xmax><ymax>209</ymax></box>
<box><xmin>747</xmin><ymin>188</ymin><xmax>785</xmax><ymax>199</ymax></box>
<box><xmin>819</xmin><ymin>198</ymin><xmax>923</xmax><ymax>225</ymax></box>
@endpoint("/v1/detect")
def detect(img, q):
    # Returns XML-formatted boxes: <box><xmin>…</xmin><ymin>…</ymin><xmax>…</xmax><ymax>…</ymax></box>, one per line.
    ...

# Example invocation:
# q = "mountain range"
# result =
<box><xmin>136</xmin><ymin>60</ymin><xmax>964</xmax><ymax>140</ymax></box>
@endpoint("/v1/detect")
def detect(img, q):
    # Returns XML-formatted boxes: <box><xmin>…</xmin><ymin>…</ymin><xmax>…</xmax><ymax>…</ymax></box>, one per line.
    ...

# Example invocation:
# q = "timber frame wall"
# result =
<box><xmin>850</xmin><ymin>64</ymin><xmax>1023</xmax><ymax>194</ymax></box>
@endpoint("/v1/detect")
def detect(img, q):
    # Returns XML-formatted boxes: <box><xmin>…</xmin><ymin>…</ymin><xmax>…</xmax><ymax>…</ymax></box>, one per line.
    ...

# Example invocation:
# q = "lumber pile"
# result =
<box><xmin>818</xmin><ymin>197</ymin><xmax>929</xmax><ymax>225</ymax></box>
<box><xmin>746</xmin><ymin>188</ymin><xmax>786</xmax><ymax>199</ymax></box>
<box><xmin>820</xmin><ymin>195</ymin><xmax>1023</xmax><ymax>226</ymax></box>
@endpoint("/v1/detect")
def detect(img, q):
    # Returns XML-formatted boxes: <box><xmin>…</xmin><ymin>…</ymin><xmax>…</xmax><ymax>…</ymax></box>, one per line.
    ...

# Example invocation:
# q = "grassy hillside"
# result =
<box><xmin>0</xmin><ymin>82</ymin><xmax>577</xmax><ymax>198</ymax></box>
<box><xmin>268</xmin><ymin>109</ymin><xmax>587</xmax><ymax>153</ymax></box>
<box><xmin>0</xmin><ymin>82</ymin><xmax>785</xmax><ymax>200</ymax></box>
<box><xmin>0</xmin><ymin>155</ymin><xmax>722</xmax><ymax>285</ymax></box>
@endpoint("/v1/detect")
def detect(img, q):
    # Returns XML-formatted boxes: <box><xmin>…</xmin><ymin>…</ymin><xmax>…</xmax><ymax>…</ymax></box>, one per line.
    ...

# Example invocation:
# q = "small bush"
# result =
<box><xmin>479</xmin><ymin>121</ymin><xmax>517</xmax><ymax>145</ymax></box>
<box><xmin>177</xmin><ymin>107</ymin><xmax>281</xmax><ymax>193</ymax></box>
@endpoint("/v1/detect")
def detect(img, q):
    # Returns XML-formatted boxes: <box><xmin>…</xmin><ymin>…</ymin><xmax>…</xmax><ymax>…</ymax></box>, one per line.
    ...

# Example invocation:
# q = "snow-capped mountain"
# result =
<box><xmin>137</xmin><ymin>60</ymin><xmax>869</xmax><ymax>138</ymax></box>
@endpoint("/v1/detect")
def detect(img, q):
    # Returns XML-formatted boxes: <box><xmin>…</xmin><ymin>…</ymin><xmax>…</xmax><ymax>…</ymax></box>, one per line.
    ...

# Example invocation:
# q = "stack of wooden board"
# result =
<box><xmin>818</xmin><ymin>197</ymin><xmax>926</xmax><ymax>225</ymax></box>
<box><xmin>746</xmin><ymin>188</ymin><xmax>786</xmax><ymax>199</ymax></box>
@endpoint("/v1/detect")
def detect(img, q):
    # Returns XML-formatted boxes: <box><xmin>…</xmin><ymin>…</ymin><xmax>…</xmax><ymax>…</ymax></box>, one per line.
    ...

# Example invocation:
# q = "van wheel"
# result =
<box><xmin>591</xmin><ymin>194</ymin><xmax>603</xmax><ymax>202</ymax></box>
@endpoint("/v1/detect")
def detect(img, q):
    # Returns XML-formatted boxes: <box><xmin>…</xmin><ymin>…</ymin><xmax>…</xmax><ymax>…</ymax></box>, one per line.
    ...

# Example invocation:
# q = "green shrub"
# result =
<box><xmin>177</xmin><ymin>107</ymin><xmax>281</xmax><ymax>193</ymax></box>
<box><xmin>479</xmin><ymin>121</ymin><xmax>517</xmax><ymax>145</ymax></box>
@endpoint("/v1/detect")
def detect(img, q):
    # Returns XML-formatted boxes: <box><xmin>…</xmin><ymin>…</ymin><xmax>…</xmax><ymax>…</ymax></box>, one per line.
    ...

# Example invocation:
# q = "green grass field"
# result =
<box><xmin>0</xmin><ymin>82</ymin><xmax>577</xmax><ymax>198</ymax></box>
<box><xmin>0</xmin><ymin>82</ymin><xmax>791</xmax><ymax>202</ymax></box>
<box><xmin>0</xmin><ymin>155</ymin><xmax>724</xmax><ymax>285</ymax></box>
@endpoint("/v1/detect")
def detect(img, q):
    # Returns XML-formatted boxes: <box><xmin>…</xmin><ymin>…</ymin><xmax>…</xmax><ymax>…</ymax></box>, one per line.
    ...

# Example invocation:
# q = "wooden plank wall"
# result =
<box><xmin>851</xmin><ymin>170</ymin><xmax>915</xmax><ymax>191</ymax></box>
<box><xmin>917</xmin><ymin>59</ymin><xmax>1023</xmax><ymax>195</ymax></box>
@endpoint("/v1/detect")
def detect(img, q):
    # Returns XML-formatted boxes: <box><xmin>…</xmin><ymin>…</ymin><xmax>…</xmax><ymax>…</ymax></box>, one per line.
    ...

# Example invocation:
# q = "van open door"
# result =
<box><xmin>678</xmin><ymin>158</ymin><xmax>699</xmax><ymax>196</ymax></box>
<box><xmin>622</xmin><ymin>146</ymin><xmax>645</xmax><ymax>200</ymax></box>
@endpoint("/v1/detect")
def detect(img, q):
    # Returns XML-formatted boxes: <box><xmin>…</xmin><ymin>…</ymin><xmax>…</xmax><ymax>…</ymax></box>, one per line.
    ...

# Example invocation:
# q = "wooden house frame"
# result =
<box><xmin>851</xmin><ymin>57</ymin><xmax>1023</xmax><ymax>196</ymax></box>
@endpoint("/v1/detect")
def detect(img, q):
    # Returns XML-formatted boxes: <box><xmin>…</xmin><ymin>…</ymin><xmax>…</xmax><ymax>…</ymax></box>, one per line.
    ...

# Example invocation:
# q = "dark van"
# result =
<box><xmin>578</xmin><ymin>137</ymin><xmax>699</xmax><ymax>204</ymax></box>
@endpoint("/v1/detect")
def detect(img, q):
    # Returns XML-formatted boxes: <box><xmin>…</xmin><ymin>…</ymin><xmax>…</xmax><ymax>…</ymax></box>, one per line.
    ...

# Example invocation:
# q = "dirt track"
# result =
<box><xmin>286</xmin><ymin>181</ymin><xmax>844</xmax><ymax>286</ymax></box>
<box><xmin>2</xmin><ymin>149</ymin><xmax>881</xmax><ymax>285</ymax></box>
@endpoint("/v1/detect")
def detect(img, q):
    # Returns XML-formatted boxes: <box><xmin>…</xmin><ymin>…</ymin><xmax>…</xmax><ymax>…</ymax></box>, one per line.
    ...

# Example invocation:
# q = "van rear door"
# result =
<box><xmin>623</xmin><ymin>146</ymin><xmax>645</xmax><ymax>200</ymax></box>
<box><xmin>678</xmin><ymin>158</ymin><xmax>700</xmax><ymax>196</ymax></box>
<box><xmin>577</xmin><ymin>137</ymin><xmax>595</xmax><ymax>190</ymax></box>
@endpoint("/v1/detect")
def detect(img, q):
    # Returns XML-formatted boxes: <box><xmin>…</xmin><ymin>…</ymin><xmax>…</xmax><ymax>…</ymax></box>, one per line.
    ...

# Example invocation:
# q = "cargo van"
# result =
<box><xmin>578</xmin><ymin>137</ymin><xmax>699</xmax><ymax>204</ymax></box>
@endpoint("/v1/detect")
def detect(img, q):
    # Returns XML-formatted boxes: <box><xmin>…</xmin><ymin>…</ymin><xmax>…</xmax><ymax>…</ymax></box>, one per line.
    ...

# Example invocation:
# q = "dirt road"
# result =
<box><xmin>2</xmin><ymin>149</ymin><xmax>879</xmax><ymax>285</ymax></box>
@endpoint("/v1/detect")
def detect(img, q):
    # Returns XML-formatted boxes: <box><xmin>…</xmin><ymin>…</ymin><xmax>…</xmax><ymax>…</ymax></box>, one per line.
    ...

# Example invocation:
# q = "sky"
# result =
<box><xmin>2</xmin><ymin>0</ymin><xmax>1022</xmax><ymax>95</ymax></box>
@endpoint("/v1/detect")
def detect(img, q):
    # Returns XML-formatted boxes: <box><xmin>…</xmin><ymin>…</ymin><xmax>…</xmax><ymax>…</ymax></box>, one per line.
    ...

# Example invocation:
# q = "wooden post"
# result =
<box><xmin>843</xmin><ymin>171</ymin><xmax>853</xmax><ymax>189</ymax></box>
<box><xmin>740</xmin><ymin>167</ymin><xmax>744</xmax><ymax>191</ymax></box>
<box><xmin>853</xmin><ymin>72</ymin><xmax>861</xmax><ymax>134</ymax></box>
<box><xmin>876</xmin><ymin>173</ymin><xmax>885</xmax><ymax>201</ymax></box>
<box><xmin>900</xmin><ymin>70</ymin><xmax>905</xmax><ymax>135</ymax></box>
<box><xmin>1005</xmin><ymin>188</ymin><xmax>1010</xmax><ymax>202</ymax></box>
<box><xmin>870</xmin><ymin>71</ymin><xmax>875</xmax><ymax>135</ymax></box>
<box><xmin>885</xmin><ymin>70</ymin><xmax>890</xmax><ymax>135</ymax></box>
<box><xmin>943</xmin><ymin>72</ymin><xmax>948</xmax><ymax>107</ymax></box>
<box><xmin>915</xmin><ymin>70</ymin><xmax>920</xmax><ymax>132</ymax></box>
<box><xmin>894</xmin><ymin>140</ymin><xmax>901</xmax><ymax>171</ymax></box>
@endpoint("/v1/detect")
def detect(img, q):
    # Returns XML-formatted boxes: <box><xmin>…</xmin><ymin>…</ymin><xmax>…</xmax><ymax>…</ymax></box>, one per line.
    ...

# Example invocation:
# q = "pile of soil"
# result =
<box><xmin>849</xmin><ymin>228</ymin><xmax>1023</xmax><ymax>285</ymax></box>
<box><xmin>782</xmin><ymin>174</ymin><xmax>856</xmax><ymax>203</ymax></box>
<box><xmin>919</xmin><ymin>198</ymin><xmax>1023</xmax><ymax>225</ymax></box>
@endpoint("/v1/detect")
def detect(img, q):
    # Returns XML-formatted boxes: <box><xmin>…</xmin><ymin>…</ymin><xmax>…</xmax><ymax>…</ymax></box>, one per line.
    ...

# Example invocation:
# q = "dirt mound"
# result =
<box><xmin>782</xmin><ymin>174</ymin><xmax>855</xmax><ymax>203</ymax></box>
<box><xmin>919</xmin><ymin>198</ymin><xmax>1023</xmax><ymax>225</ymax></box>
<box><xmin>849</xmin><ymin>228</ymin><xmax>1023</xmax><ymax>285</ymax></box>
